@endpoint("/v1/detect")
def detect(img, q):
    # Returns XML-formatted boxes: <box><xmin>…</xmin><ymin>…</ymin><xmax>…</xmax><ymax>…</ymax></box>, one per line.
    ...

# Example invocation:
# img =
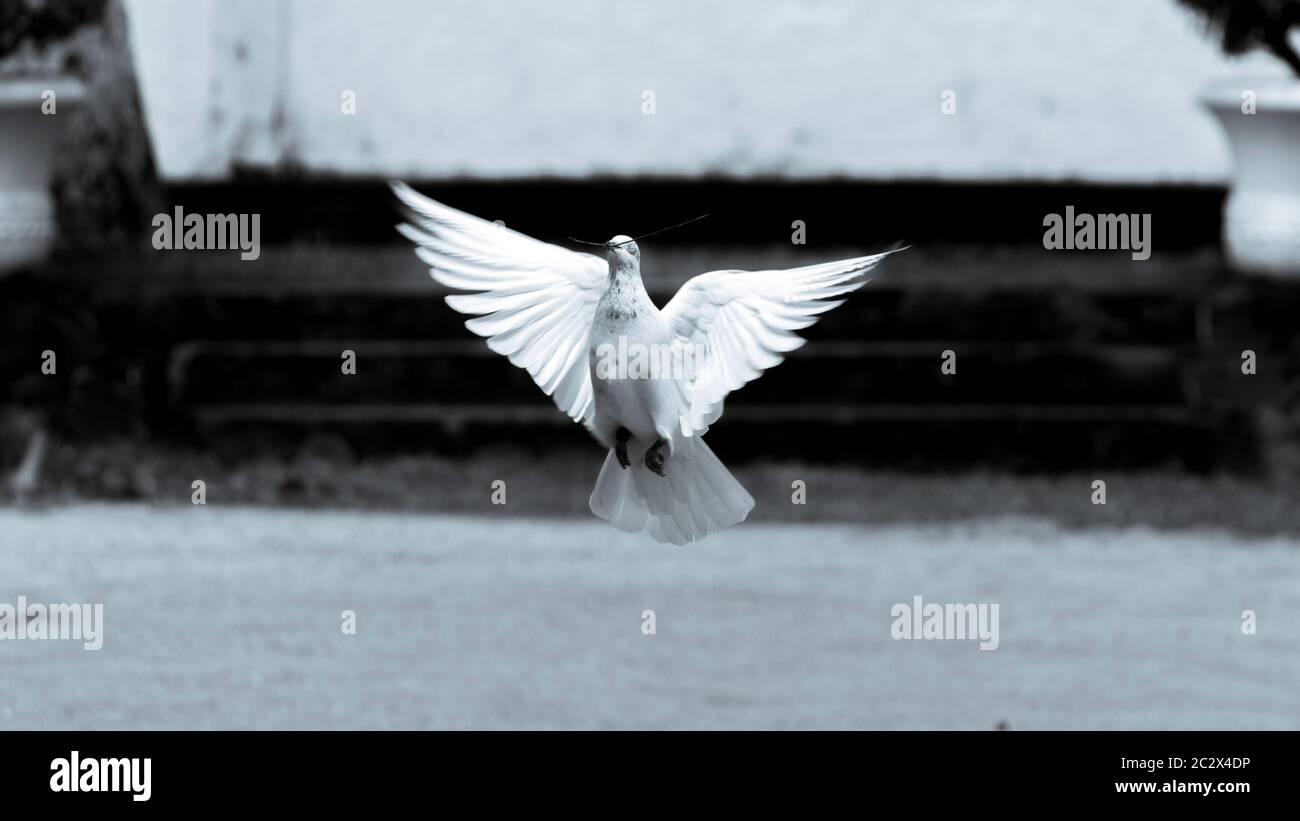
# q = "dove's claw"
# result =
<box><xmin>645</xmin><ymin>440</ymin><xmax>667</xmax><ymax>477</ymax></box>
<box><xmin>615</xmin><ymin>427</ymin><xmax>631</xmax><ymax>469</ymax></box>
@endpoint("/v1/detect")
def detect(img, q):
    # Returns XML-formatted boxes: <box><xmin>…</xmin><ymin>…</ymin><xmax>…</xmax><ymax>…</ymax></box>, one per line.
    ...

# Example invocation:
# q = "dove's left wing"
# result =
<box><xmin>392</xmin><ymin>182</ymin><xmax>608</xmax><ymax>427</ymax></box>
<box><xmin>662</xmin><ymin>250</ymin><xmax>900</xmax><ymax>435</ymax></box>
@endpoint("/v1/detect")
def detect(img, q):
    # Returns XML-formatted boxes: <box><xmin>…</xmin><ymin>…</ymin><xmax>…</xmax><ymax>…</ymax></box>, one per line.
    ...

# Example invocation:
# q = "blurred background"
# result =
<box><xmin>1</xmin><ymin>0</ymin><xmax>1298</xmax><ymax>730</ymax></box>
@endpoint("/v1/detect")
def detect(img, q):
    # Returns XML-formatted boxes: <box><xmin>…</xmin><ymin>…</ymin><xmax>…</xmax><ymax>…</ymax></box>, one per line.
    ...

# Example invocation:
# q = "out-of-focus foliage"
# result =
<box><xmin>50</xmin><ymin>1</ymin><xmax>162</xmax><ymax>254</ymax></box>
<box><xmin>0</xmin><ymin>0</ymin><xmax>107</xmax><ymax>72</ymax></box>
<box><xmin>1178</xmin><ymin>0</ymin><xmax>1300</xmax><ymax>77</ymax></box>
<box><xmin>0</xmin><ymin>1</ymin><xmax>158</xmax><ymax>252</ymax></box>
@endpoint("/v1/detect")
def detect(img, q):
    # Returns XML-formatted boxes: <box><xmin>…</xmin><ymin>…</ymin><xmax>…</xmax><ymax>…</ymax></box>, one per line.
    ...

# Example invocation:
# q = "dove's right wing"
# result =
<box><xmin>391</xmin><ymin>182</ymin><xmax>608</xmax><ymax>426</ymax></box>
<box><xmin>662</xmin><ymin>250</ymin><xmax>899</xmax><ymax>435</ymax></box>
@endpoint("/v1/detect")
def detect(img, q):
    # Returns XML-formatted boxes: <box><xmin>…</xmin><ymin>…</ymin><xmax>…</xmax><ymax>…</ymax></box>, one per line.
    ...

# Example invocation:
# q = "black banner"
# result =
<box><xmin>4</xmin><ymin>730</ymin><xmax>1287</xmax><ymax>809</ymax></box>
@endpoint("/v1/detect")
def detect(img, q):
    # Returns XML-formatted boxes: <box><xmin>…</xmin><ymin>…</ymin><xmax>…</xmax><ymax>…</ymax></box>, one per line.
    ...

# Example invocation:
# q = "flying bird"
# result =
<box><xmin>392</xmin><ymin>182</ymin><xmax>900</xmax><ymax>544</ymax></box>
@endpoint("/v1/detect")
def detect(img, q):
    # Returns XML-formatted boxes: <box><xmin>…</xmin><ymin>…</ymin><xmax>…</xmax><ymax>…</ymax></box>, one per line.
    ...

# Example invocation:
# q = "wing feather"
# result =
<box><xmin>391</xmin><ymin>181</ymin><xmax>607</xmax><ymax>427</ymax></box>
<box><xmin>662</xmin><ymin>249</ymin><xmax>901</xmax><ymax>434</ymax></box>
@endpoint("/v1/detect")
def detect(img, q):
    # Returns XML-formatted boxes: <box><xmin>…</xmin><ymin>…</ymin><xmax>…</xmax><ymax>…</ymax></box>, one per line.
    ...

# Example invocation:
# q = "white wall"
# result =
<box><xmin>123</xmin><ymin>0</ymin><xmax>1290</xmax><ymax>183</ymax></box>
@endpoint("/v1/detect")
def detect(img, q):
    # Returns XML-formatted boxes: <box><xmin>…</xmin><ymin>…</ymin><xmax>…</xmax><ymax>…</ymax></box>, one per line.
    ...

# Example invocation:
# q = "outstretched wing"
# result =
<box><xmin>391</xmin><ymin>182</ymin><xmax>608</xmax><ymax>426</ymax></box>
<box><xmin>661</xmin><ymin>249</ymin><xmax>900</xmax><ymax>435</ymax></box>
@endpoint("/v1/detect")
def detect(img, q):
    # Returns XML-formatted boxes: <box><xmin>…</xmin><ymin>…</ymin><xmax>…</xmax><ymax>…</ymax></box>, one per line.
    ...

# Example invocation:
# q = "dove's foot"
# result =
<box><xmin>645</xmin><ymin>439</ymin><xmax>667</xmax><ymax>477</ymax></box>
<box><xmin>615</xmin><ymin>427</ymin><xmax>631</xmax><ymax>469</ymax></box>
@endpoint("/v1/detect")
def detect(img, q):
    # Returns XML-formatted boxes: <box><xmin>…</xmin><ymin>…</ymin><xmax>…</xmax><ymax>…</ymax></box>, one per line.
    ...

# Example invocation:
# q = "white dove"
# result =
<box><xmin>392</xmin><ymin>182</ymin><xmax>900</xmax><ymax>545</ymax></box>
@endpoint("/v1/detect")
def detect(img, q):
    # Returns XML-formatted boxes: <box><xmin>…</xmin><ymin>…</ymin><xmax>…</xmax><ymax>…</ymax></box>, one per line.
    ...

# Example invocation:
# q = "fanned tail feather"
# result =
<box><xmin>588</xmin><ymin>438</ymin><xmax>754</xmax><ymax>544</ymax></box>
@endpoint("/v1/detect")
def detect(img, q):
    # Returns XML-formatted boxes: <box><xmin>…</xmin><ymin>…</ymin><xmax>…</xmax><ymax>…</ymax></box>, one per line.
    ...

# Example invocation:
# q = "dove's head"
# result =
<box><xmin>605</xmin><ymin>236</ymin><xmax>640</xmax><ymax>276</ymax></box>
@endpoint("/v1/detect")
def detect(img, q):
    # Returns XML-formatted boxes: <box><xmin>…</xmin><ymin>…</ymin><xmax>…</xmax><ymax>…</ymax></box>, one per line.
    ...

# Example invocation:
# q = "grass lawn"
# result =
<box><xmin>1</xmin><ymin>504</ymin><xmax>1297</xmax><ymax>730</ymax></box>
